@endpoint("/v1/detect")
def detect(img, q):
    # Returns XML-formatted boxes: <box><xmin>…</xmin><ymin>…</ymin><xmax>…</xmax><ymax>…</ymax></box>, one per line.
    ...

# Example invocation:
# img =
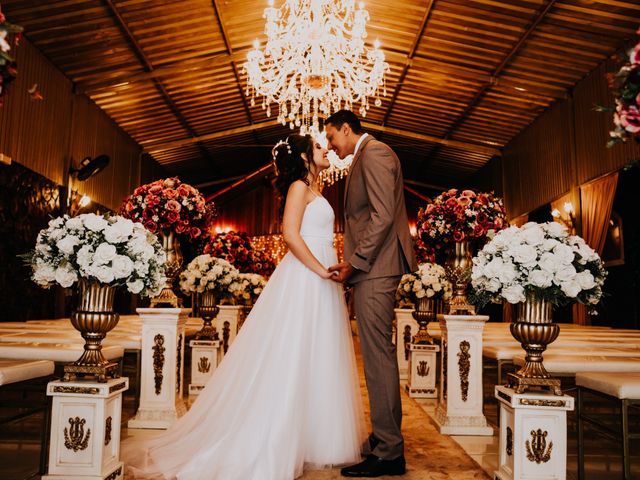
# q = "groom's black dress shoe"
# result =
<box><xmin>340</xmin><ymin>454</ymin><xmax>406</xmax><ymax>477</ymax></box>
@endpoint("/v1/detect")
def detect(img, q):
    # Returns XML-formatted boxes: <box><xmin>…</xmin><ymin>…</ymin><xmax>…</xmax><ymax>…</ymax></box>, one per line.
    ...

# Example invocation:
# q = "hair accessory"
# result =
<box><xmin>271</xmin><ymin>138</ymin><xmax>293</xmax><ymax>160</ymax></box>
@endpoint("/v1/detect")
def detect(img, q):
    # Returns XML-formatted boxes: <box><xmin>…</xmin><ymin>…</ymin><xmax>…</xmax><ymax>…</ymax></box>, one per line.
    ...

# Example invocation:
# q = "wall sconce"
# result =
<box><xmin>78</xmin><ymin>194</ymin><xmax>91</xmax><ymax>208</ymax></box>
<box><xmin>67</xmin><ymin>191</ymin><xmax>92</xmax><ymax>217</ymax></box>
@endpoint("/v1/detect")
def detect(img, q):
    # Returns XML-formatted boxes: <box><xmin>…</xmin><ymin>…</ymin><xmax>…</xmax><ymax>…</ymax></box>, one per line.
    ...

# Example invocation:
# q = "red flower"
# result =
<box><xmin>458</xmin><ymin>197</ymin><xmax>471</xmax><ymax>207</ymax></box>
<box><xmin>166</xmin><ymin>199</ymin><xmax>181</xmax><ymax>212</ymax></box>
<box><xmin>144</xmin><ymin>220</ymin><xmax>158</xmax><ymax>233</ymax></box>
<box><xmin>476</xmin><ymin>212</ymin><xmax>488</xmax><ymax>224</ymax></box>
<box><xmin>473</xmin><ymin>224</ymin><xmax>487</xmax><ymax>238</ymax></box>
<box><xmin>164</xmin><ymin>178</ymin><xmax>177</xmax><ymax>188</ymax></box>
<box><xmin>166</xmin><ymin>211</ymin><xmax>179</xmax><ymax>224</ymax></box>
<box><xmin>618</xmin><ymin>105</ymin><xmax>640</xmax><ymax>133</ymax></box>
<box><xmin>453</xmin><ymin>231</ymin><xmax>465</xmax><ymax>242</ymax></box>
<box><xmin>124</xmin><ymin>201</ymin><xmax>135</xmax><ymax>213</ymax></box>
<box><xmin>164</xmin><ymin>188</ymin><xmax>178</xmax><ymax>199</ymax></box>
<box><xmin>149</xmin><ymin>185</ymin><xmax>163</xmax><ymax>195</ymax></box>
<box><xmin>461</xmin><ymin>189</ymin><xmax>476</xmax><ymax>198</ymax></box>
<box><xmin>631</xmin><ymin>42</ymin><xmax>640</xmax><ymax>64</ymax></box>
<box><xmin>190</xmin><ymin>227</ymin><xmax>201</xmax><ymax>238</ymax></box>
<box><xmin>145</xmin><ymin>194</ymin><xmax>161</xmax><ymax>207</ymax></box>
<box><xmin>142</xmin><ymin>208</ymin><xmax>155</xmax><ymax>220</ymax></box>
<box><xmin>177</xmin><ymin>184</ymin><xmax>191</xmax><ymax>197</ymax></box>
<box><xmin>445</xmin><ymin>197</ymin><xmax>458</xmax><ymax>209</ymax></box>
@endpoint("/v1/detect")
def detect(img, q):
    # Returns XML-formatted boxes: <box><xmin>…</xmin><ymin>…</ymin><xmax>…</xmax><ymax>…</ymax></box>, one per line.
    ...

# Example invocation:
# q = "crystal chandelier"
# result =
<box><xmin>244</xmin><ymin>0</ymin><xmax>389</xmax><ymax>134</ymax></box>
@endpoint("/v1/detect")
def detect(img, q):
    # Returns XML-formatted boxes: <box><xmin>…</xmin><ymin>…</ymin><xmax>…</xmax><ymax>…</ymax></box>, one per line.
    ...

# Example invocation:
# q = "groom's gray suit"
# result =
<box><xmin>343</xmin><ymin>134</ymin><xmax>417</xmax><ymax>460</ymax></box>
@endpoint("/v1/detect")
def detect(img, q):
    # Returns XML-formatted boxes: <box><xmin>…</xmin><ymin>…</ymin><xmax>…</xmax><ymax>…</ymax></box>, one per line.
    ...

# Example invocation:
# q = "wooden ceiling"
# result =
<box><xmin>1</xmin><ymin>0</ymin><xmax>639</xmax><ymax>195</ymax></box>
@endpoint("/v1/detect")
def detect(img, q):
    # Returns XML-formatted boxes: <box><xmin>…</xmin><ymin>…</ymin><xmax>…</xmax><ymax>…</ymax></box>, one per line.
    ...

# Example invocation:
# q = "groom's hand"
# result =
<box><xmin>328</xmin><ymin>262</ymin><xmax>354</xmax><ymax>283</ymax></box>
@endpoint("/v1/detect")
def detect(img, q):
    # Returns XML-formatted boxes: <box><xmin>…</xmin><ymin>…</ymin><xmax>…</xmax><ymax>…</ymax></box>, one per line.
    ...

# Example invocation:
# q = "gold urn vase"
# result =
<box><xmin>64</xmin><ymin>280</ymin><xmax>120</xmax><ymax>382</ymax></box>
<box><xmin>195</xmin><ymin>290</ymin><xmax>219</xmax><ymax>341</ymax></box>
<box><xmin>412</xmin><ymin>297</ymin><xmax>436</xmax><ymax>344</ymax></box>
<box><xmin>507</xmin><ymin>293</ymin><xmax>562</xmax><ymax>395</ymax></box>
<box><xmin>151</xmin><ymin>230</ymin><xmax>183</xmax><ymax>308</ymax></box>
<box><xmin>445</xmin><ymin>240</ymin><xmax>476</xmax><ymax>315</ymax></box>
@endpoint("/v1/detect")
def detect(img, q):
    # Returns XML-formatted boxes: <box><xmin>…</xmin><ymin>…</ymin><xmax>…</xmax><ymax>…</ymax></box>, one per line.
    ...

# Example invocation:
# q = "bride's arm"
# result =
<box><xmin>282</xmin><ymin>181</ymin><xmax>335</xmax><ymax>279</ymax></box>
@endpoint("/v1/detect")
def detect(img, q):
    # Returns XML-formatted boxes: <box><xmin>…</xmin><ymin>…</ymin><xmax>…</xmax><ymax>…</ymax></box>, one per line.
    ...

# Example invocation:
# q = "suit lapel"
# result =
<box><xmin>344</xmin><ymin>135</ymin><xmax>374</xmax><ymax>208</ymax></box>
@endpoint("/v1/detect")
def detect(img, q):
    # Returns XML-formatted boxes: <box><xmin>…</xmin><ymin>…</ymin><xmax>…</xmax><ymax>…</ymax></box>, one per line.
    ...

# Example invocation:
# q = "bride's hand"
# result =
<box><xmin>319</xmin><ymin>269</ymin><xmax>340</xmax><ymax>280</ymax></box>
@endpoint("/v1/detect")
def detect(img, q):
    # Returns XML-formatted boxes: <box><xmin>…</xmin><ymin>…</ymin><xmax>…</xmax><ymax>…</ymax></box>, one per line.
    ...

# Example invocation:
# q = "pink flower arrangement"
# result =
<box><xmin>119</xmin><ymin>177</ymin><xmax>215</xmax><ymax>239</ymax></box>
<box><xmin>416</xmin><ymin>189</ymin><xmax>508</xmax><ymax>261</ymax></box>
<box><xmin>0</xmin><ymin>13</ymin><xmax>23</xmax><ymax>107</ymax></box>
<box><xmin>605</xmin><ymin>27</ymin><xmax>640</xmax><ymax>146</ymax></box>
<box><xmin>203</xmin><ymin>230</ymin><xmax>276</xmax><ymax>277</ymax></box>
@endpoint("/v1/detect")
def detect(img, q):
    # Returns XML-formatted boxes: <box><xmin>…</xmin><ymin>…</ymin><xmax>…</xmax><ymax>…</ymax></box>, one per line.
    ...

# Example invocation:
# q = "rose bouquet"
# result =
<box><xmin>416</xmin><ymin>189</ymin><xmax>507</xmax><ymax>262</ymax></box>
<box><xmin>178</xmin><ymin>254</ymin><xmax>239</xmax><ymax>299</ymax></box>
<box><xmin>204</xmin><ymin>230</ymin><xmax>276</xmax><ymax>277</ymax></box>
<box><xmin>0</xmin><ymin>12</ymin><xmax>23</xmax><ymax>107</ymax></box>
<box><xmin>603</xmin><ymin>28</ymin><xmax>640</xmax><ymax>147</ymax></box>
<box><xmin>230</xmin><ymin>273</ymin><xmax>267</xmax><ymax>305</ymax></box>
<box><xmin>25</xmin><ymin>213</ymin><xmax>166</xmax><ymax>296</ymax></box>
<box><xmin>119</xmin><ymin>177</ymin><xmax>214</xmax><ymax>239</ymax></box>
<box><xmin>470</xmin><ymin>222</ymin><xmax>606</xmax><ymax>312</ymax></box>
<box><xmin>396</xmin><ymin>263</ymin><xmax>452</xmax><ymax>307</ymax></box>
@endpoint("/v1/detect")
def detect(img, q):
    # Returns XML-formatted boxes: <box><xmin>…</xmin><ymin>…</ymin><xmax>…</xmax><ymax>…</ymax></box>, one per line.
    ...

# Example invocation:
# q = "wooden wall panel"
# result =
<box><xmin>502</xmin><ymin>98</ymin><xmax>574</xmax><ymax>218</ymax></box>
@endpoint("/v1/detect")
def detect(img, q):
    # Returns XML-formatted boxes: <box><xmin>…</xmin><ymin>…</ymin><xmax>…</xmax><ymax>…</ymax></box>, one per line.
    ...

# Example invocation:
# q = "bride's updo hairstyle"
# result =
<box><xmin>273</xmin><ymin>134</ymin><xmax>314</xmax><ymax>215</ymax></box>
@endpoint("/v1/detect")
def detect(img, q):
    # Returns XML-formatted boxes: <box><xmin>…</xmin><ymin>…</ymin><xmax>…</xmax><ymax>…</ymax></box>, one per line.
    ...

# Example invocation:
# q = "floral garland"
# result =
<box><xmin>119</xmin><ymin>177</ymin><xmax>215</xmax><ymax>240</ymax></box>
<box><xmin>396</xmin><ymin>263</ymin><xmax>452</xmax><ymax>308</ymax></box>
<box><xmin>605</xmin><ymin>28</ymin><xmax>640</xmax><ymax>147</ymax></box>
<box><xmin>416</xmin><ymin>189</ymin><xmax>508</xmax><ymax>262</ymax></box>
<box><xmin>24</xmin><ymin>214</ymin><xmax>166</xmax><ymax>297</ymax></box>
<box><xmin>470</xmin><ymin>222</ymin><xmax>606</xmax><ymax>313</ymax></box>
<box><xmin>0</xmin><ymin>11</ymin><xmax>23</xmax><ymax>107</ymax></box>
<box><xmin>204</xmin><ymin>230</ymin><xmax>276</xmax><ymax>277</ymax></box>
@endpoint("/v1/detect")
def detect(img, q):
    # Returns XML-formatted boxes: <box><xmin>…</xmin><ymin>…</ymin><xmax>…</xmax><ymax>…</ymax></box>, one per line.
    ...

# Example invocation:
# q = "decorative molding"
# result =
<box><xmin>153</xmin><ymin>334</ymin><xmax>165</xmax><ymax>395</ymax></box>
<box><xmin>506</xmin><ymin>427</ymin><xmax>513</xmax><ymax>456</ymax></box>
<box><xmin>109</xmin><ymin>381</ymin><xmax>127</xmax><ymax>394</ymax></box>
<box><xmin>519</xmin><ymin>398</ymin><xmax>566</xmax><ymax>408</ymax></box>
<box><xmin>442</xmin><ymin>340</ymin><xmax>448</xmax><ymax>400</ymax></box>
<box><xmin>176</xmin><ymin>333</ymin><xmax>183</xmax><ymax>393</ymax></box>
<box><xmin>525</xmin><ymin>429</ymin><xmax>553</xmax><ymax>464</ymax></box>
<box><xmin>222</xmin><ymin>321</ymin><xmax>230</xmax><ymax>353</ymax></box>
<box><xmin>105</xmin><ymin>466</ymin><xmax>123</xmax><ymax>480</ymax></box>
<box><xmin>497</xmin><ymin>390</ymin><xmax>512</xmax><ymax>404</ymax></box>
<box><xmin>64</xmin><ymin>417</ymin><xmax>91</xmax><ymax>452</ymax></box>
<box><xmin>458</xmin><ymin>340</ymin><xmax>471</xmax><ymax>402</ymax></box>
<box><xmin>417</xmin><ymin>360</ymin><xmax>430</xmax><ymax>377</ymax></box>
<box><xmin>53</xmin><ymin>386</ymin><xmax>99</xmax><ymax>395</ymax></box>
<box><xmin>105</xmin><ymin>416</ymin><xmax>112</xmax><ymax>446</ymax></box>
<box><xmin>403</xmin><ymin>325</ymin><xmax>412</xmax><ymax>361</ymax></box>
<box><xmin>198</xmin><ymin>357</ymin><xmax>211</xmax><ymax>373</ymax></box>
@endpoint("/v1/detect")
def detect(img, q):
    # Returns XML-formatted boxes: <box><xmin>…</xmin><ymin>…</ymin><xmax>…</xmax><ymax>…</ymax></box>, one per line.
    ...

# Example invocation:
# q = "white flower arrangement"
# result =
<box><xmin>26</xmin><ymin>213</ymin><xmax>166</xmax><ymax>297</ymax></box>
<box><xmin>471</xmin><ymin>222</ymin><xmax>606</xmax><ymax>312</ymax></box>
<box><xmin>229</xmin><ymin>273</ymin><xmax>267</xmax><ymax>305</ymax></box>
<box><xmin>396</xmin><ymin>263</ymin><xmax>452</xmax><ymax>307</ymax></box>
<box><xmin>178</xmin><ymin>254</ymin><xmax>239</xmax><ymax>299</ymax></box>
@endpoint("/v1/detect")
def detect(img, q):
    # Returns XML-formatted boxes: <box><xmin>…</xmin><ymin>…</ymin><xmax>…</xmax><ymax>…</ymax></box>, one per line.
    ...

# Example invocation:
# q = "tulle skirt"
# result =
<box><xmin>123</xmin><ymin>238</ymin><xmax>366</xmax><ymax>479</ymax></box>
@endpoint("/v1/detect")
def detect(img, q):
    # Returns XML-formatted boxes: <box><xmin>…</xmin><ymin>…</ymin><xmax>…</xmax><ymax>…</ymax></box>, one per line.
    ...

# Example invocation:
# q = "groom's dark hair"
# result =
<box><xmin>324</xmin><ymin>110</ymin><xmax>363</xmax><ymax>134</ymax></box>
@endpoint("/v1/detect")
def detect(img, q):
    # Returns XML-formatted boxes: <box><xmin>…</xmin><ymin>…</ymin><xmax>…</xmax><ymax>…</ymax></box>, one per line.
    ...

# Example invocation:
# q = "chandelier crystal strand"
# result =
<box><xmin>244</xmin><ymin>0</ymin><xmax>389</xmax><ymax>135</ymax></box>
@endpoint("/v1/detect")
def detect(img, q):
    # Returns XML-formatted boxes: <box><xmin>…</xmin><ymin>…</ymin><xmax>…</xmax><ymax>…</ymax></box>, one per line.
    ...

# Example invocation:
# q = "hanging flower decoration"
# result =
<box><xmin>203</xmin><ymin>230</ymin><xmax>276</xmax><ymax>277</ymax></box>
<box><xmin>119</xmin><ymin>177</ymin><xmax>216</xmax><ymax>241</ymax></box>
<box><xmin>603</xmin><ymin>27</ymin><xmax>640</xmax><ymax>147</ymax></box>
<box><xmin>0</xmin><ymin>10</ymin><xmax>23</xmax><ymax>107</ymax></box>
<box><xmin>416</xmin><ymin>189</ymin><xmax>508</xmax><ymax>262</ymax></box>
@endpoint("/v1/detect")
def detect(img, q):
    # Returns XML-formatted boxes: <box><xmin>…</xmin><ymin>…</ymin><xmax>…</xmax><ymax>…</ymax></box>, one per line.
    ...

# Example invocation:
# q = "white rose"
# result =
<box><xmin>56</xmin><ymin>235</ymin><xmax>81</xmax><ymax>255</ymax></box>
<box><xmin>529</xmin><ymin>269</ymin><xmax>553</xmax><ymax>288</ymax></box>
<box><xmin>36</xmin><ymin>243</ymin><xmax>51</xmax><ymax>255</ymax></box>
<box><xmin>554</xmin><ymin>264</ymin><xmax>577</xmax><ymax>283</ymax></box>
<box><xmin>83</xmin><ymin>213</ymin><xmax>109</xmax><ymax>232</ymax></box>
<box><xmin>483</xmin><ymin>242</ymin><xmax>497</xmax><ymax>255</ymax></box>
<box><xmin>503</xmin><ymin>284</ymin><xmax>526</xmax><ymax>304</ymax></box>
<box><xmin>94</xmin><ymin>244</ymin><xmax>117</xmax><ymax>265</ymax></box>
<box><xmin>104</xmin><ymin>218</ymin><xmax>134</xmax><ymax>243</ymax></box>
<box><xmin>48</xmin><ymin>217</ymin><xmax>65</xmax><ymax>229</ymax></box>
<box><xmin>92</xmin><ymin>265</ymin><xmax>115</xmax><ymax>284</ymax></box>
<box><xmin>49</xmin><ymin>228</ymin><xmax>66</xmax><ymax>241</ymax></box>
<box><xmin>76</xmin><ymin>245</ymin><xmax>94</xmax><ymax>270</ymax></box>
<box><xmin>553</xmin><ymin>243</ymin><xmax>575</xmax><ymax>264</ymax></box>
<box><xmin>511</xmin><ymin>244</ymin><xmax>538</xmax><ymax>265</ymax></box>
<box><xmin>544</xmin><ymin>221</ymin><xmax>568</xmax><ymax>238</ymax></box>
<box><xmin>497</xmin><ymin>263</ymin><xmax>518</xmax><ymax>285</ymax></box>
<box><xmin>65</xmin><ymin>216</ymin><xmax>84</xmax><ymax>230</ymax></box>
<box><xmin>134</xmin><ymin>260</ymin><xmax>150</xmax><ymax>275</ymax></box>
<box><xmin>127</xmin><ymin>279</ymin><xmax>144</xmax><ymax>294</ymax></box>
<box><xmin>521</xmin><ymin>225</ymin><xmax>545</xmax><ymax>246</ymax></box>
<box><xmin>561</xmin><ymin>280</ymin><xmax>581</xmax><ymax>298</ymax></box>
<box><xmin>542</xmin><ymin>238</ymin><xmax>560</xmax><ymax>251</ymax></box>
<box><xmin>538</xmin><ymin>252</ymin><xmax>559</xmax><ymax>273</ymax></box>
<box><xmin>33</xmin><ymin>264</ymin><xmax>56</xmax><ymax>285</ymax></box>
<box><xmin>112</xmin><ymin>255</ymin><xmax>134</xmax><ymax>279</ymax></box>
<box><xmin>576</xmin><ymin>270</ymin><xmax>596</xmax><ymax>290</ymax></box>
<box><xmin>55</xmin><ymin>266</ymin><xmax>78</xmax><ymax>288</ymax></box>
<box><xmin>483</xmin><ymin>258</ymin><xmax>505</xmax><ymax>279</ymax></box>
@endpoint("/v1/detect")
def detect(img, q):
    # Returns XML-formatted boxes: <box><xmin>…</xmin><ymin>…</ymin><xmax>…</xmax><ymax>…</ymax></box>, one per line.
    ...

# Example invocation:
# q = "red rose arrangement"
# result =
<box><xmin>204</xmin><ymin>231</ymin><xmax>276</xmax><ymax>277</ymax></box>
<box><xmin>0</xmin><ymin>13</ymin><xmax>23</xmax><ymax>107</ymax></box>
<box><xmin>416</xmin><ymin>189</ymin><xmax>507</xmax><ymax>261</ymax></box>
<box><xmin>119</xmin><ymin>177</ymin><xmax>215</xmax><ymax>240</ymax></box>
<box><xmin>605</xmin><ymin>27</ymin><xmax>640</xmax><ymax>147</ymax></box>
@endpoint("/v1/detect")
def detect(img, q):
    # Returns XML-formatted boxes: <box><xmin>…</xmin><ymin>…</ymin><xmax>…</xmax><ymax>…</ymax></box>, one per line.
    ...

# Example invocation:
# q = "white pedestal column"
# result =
<box><xmin>128</xmin><ymin>308</ymin><xmax>187</xmax><ymax>429</ymax></box>
<box><xmin>188</xmin><ymin>339</ymin><xmax>220</xmax><ymax>395</ymax></box>
<box><xmin>495</xmin><ymin>385</ymin><xmax>574</xmax><ymax>480</ymax></box>
<box><xmin>434</xmin><ymin>314</ymin><xmax>493</xmax><ymax>436</ymax></box>
<box><xmin>215</xmin><ymin>305</ymin><xmax>245</xmax><ymax>357</ymax></box>
<box><xmin>43</xmin><ymin>378</ymin><xmax>129</xmax><ymax>480</ymax></box>
<box><xmin>394</xmin><ymin>308</ymin><xmax>418</xmax><ymax>380</ymax></box>
<box><xmin>406</xmin><ymin>343</ymin><xmax>439</xmax><ymax>398</ymax></box>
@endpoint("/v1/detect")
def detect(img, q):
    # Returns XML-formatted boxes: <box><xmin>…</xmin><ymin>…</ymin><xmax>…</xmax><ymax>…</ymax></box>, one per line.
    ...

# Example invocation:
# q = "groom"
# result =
<box><xmin>326</xmin><ymin>110</ymin><xmax>417</xmax><ymax>478</ymax></box>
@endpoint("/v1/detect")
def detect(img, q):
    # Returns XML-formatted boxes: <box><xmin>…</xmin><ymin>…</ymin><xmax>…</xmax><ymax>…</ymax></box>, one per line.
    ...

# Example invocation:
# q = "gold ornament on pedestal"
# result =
<box><xmin>151</xmin><ymin>231</ymin><xmax>183</xmax><ymax>308</ymax></box>
<box><xmin>195</xmin><ymin>290</ymin><xmax>220</xmax><ymax>341</ymax></box>
<box><xmin>64</xmin><ymin>280</ymin><xmax>120</xmax><ymax>382</ymax></box>
<box><xmin>507</xmin><ymin>293</ymin><xmax>561</xmax><ymax>395</ymax></box>
<box><xmin>412</xmin><ymin>297</ymin><xmax>436</xmax><ymax>344</ymax></box>
<box><xmin>445</xmin><ymin>241</ymin><xmax>476</xmax><ymax>315</ymax></box>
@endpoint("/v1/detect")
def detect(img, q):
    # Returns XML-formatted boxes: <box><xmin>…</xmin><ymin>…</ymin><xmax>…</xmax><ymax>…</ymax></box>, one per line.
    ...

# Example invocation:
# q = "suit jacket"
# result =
<box><xmin>343</xmin><ymin>135</ymin><xmax>418</xmax><ymax>283</ymax></box>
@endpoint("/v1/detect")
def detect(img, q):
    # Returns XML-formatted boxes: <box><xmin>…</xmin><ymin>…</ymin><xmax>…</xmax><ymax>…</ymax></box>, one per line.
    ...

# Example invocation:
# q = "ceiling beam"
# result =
<box><xmin>382</xmin><ymin>0</ymin><xmax>436</xmax><ymax>126</ymax></box>
<box><xmin>103</xmin><ymin>0</ymin><xmax>220</xmax><ymax>167</ymax></box>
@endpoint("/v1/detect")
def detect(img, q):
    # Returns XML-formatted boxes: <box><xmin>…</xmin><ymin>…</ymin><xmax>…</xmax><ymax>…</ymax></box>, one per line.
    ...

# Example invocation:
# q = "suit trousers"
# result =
<box><xmin>353</xmin><ymin>275</ymin><xmax>403</xmax><ymax>460</ymax></box>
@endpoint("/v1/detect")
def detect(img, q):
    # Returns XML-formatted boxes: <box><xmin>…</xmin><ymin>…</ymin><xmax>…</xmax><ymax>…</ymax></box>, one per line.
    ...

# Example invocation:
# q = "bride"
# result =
<box><xmin>122</xmin><ymin>135</ymin><xmax>367</xmax><ymax>479</ymax></box>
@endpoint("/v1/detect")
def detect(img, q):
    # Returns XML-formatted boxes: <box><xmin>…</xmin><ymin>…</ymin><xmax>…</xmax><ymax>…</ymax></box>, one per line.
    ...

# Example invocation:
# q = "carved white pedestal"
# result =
<box><xmin>188</xmin><ymin>339</ymin><xmax>219</xmax><ymax>395</ymax></box>
<box><xmin>43</xmin><ymin>378</ymin><xmax>129</xmax><ymax>480</ymax></box>
<box><xmin>394</xmin><ymin>308</ymin><xmax>418</xmax><ymax>380</ymax></box>
<box><xmin>128</xmin><ymin>308</ymin><xmax>187</xmax><ymax>429</ymax></box>
<box><xmin>215</xmin><ymin>305</ymin><xmax>245</xmax><ymax>358</ymax></box>
<box><xmin>434</xmin><ymin>314</ymin><xmax>493</xmax><ymax>436</ymax></box>
<box><xmin>406</xmin><ymin>343</ymin><xmax>439</xmax><ymax>398</ymax></box>
<box><xmin>495</xmin><ymin>386</ymin><xmax>574</xmax><ymax>480</ymax></box>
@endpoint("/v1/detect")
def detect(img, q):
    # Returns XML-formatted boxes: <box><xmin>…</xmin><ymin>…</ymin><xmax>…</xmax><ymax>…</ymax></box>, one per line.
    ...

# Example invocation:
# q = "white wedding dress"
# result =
<box><xmin>123</xmin><ymin>192</ymin><xmax>366</xmax><ymax>480</ymax></box>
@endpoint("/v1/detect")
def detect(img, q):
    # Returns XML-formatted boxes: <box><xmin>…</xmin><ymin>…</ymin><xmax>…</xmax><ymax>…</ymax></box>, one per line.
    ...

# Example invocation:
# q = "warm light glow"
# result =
<box><xmin>214</xmin><ymin>226</ymin><xmax>234</xmax><ymax>234</ymax></box>
<box><xmin>563</xmin><ymin>201</ymin><xmax>574</xmax><ymax>214</ymax></box>
<box><xmin>79</xmin><ymin>195</ymin><xmax>91</xmax><ymax>207</ymax></box>
<box><xmin>551</xmin><ymin>209</ymin><xmax>560</xmax><ymax>218</ymax></box>
<box><xmin>244</xmin><ymin>0</ymin><xmax>389</xmax><ymax>134</ymax></box>
<box><xmin>409</xmin><ymin>222</ymin><xmax>417</xmax><ymax>237</ymax></box>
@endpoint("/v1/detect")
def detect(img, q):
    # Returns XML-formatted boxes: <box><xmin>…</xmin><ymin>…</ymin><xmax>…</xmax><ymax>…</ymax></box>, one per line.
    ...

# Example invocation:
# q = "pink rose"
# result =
<box><xmin>163</xmin><ymin>188</ymin><xmax>178</xmax><ymax>199</ymax></box>
<box><xmin>142</xmin><ymin>208</ymin><xmax>155</xmax><ymax>220</ymax></box>
<box><xmin>630</xmin><ymin>43</ymin><xmax>640</xmax><ymax>65</ymax></box>
<box><xmin>447</xmin><ymin>188</ymin><xmax>458</xmax><ymax>195</ymax></box>
<box><xmin>190</xmin><ymin>227</ymin><xmax>202</xmax><ymax>238</ymax></box>
<box><xmin>425</xmin><ymin>204</ymin><xmax>435</xmax><ymax>215</ymax></box>
<box><xmin>166</xmin><ymin>211</ymin><xmax>179</xmax><ymax>224</ymax></box>
<box><xmin>473</xmin><ymin>224</ymin><xmax>487</xmax><ymax>238</ymax></box>
<box><xmin>177</xmin><ymin>184</ymin><xmax>191</xmax><ymax>197</ymax></box>
<box><xmin>149</xmin><ymin>185</ymin><xmax>163</xmax><ymax>195</ymax></box>
<box><xmin>166</xmin><ymin>199</ymin><xmax>181</xmax><ymax>212</ymax></box>
<box><xmin>458</xmin><ymin>197</ymin><xmax>471</xmax><ymax>207</ymax></box>
<box><xmin>618</xmin><ymin>105</ymin><xmax>640</xmax><ymax>133</ymax></box>
<box><xmin>164</xmin><ymin>178</ymin><xmax>178</xmax><ymax>188</ymax></box>
<box><xmin>461</xmin><ymin>189</ymin><xmax>476</xmax><ymax>198</ymax></box>
<box><xmin>145</xmin><ymin>194</ymin><xmax>160</xmax><ymax>207</ymax></box>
